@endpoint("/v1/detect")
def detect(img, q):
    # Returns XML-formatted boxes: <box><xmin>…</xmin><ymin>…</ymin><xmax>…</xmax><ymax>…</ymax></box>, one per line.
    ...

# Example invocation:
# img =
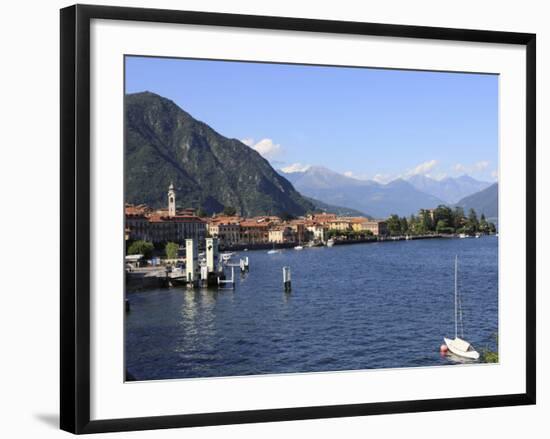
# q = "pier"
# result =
<box><xmin>126</xmin><ymin>237</ymin><xmax>248</xmax><ymax>290</ymax></box>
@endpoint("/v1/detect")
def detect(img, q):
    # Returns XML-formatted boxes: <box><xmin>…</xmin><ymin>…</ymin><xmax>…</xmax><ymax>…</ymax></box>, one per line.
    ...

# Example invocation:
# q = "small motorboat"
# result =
<box><xmin>294</xmin><ymin>245</ymin><xmax>303</xmax><ymax>250</ymax></box>
<box><xmin>267</xmin><ymin>249</ymin><xmax>280</xmax><ymax>255</ymax></box>
<box><xmin>220</xmin><ymin>252</ymin><xmax>235</xmax><ymax>262</ymax></box>
<box><xmin>326</xmin><ymin>238</ymin><xmax>335</xmax><ymax>247</ymax></box>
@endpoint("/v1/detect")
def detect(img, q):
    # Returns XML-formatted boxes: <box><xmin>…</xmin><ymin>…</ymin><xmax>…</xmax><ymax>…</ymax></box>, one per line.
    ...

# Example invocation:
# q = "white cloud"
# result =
<box><xmin>405</xmin><ymin>159</ymin><xmax>438</xmax><ymax>177</ymax></box>
<box><xmin>281</xmin><ymin>163</ymin><xmax>311</xmax><ymax>173</ymax></box>
<box><xmin>473</xmin><ymin>160</ymin><xmax>489</xmax><ymax>171</ymax></box>
<box><xmin>241</xmin><ymin>137</ymin><xmax>283</xmax><ymax>160</ymax></box>
<box><xmin>453</xmin><ymin>163</ymin><xmax>467</xmax><ymax>173</ymax></box>
<box><xmin>241</xmin><ymin>138</ymin><xmax>255</xmax><ymax>147</ymax></box>
<box><xmin>368</xmin><ymin>160</ymin><xmax>440</xmax><ymax>183</ymax></box>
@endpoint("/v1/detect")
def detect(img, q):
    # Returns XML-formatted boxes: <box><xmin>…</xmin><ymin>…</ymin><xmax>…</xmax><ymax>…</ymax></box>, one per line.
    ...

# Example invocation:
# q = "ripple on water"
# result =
<box><xmin>126</xmin><ymin>237</ymin><xmax>498</xmax><ymax>380</ymax></box>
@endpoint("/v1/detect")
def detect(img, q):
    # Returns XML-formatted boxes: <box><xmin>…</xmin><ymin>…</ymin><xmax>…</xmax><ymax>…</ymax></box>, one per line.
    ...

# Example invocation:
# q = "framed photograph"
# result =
<box><xmin>60</xmin><ymin>4</ymin><xmax>536</xmax><ymax>434</ymax></box>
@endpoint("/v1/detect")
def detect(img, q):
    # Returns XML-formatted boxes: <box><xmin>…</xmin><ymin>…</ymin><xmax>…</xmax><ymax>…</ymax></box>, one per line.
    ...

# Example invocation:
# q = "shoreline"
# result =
<box><xmin>126</xmin><ymin>233</ymin><xmax>496</xmax><ymax>291</ymax></box>
<box><xmin>219</xmin><ymin>233</ymin><xmax>494</xmax><ymax>252</ymax></box>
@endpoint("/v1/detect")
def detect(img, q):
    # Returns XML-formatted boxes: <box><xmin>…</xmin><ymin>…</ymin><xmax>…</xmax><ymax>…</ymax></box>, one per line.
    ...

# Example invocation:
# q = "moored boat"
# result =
<box><xmin>444</xmin><ymin>337</ymin><xmax>480</xmax><ymax>360</ymax></box>
<box><xmin>220</xmin><ymin>252</ymin><xmax>235</xmax><ymax>262</ymax></box>
<box><xmin>443</xmin><ymin>256</ymin><xmax>480</xmax><ymax>360</ymax></box>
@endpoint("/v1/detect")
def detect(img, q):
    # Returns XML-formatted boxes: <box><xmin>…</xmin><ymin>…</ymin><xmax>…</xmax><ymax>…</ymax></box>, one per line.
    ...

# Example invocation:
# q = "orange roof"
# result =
<box><xmin>313</xmin><ymin>214</ymin><xmax>337</xmax><ymax>223</ymax></box>
<box><xmin>148</xmin><ymin>214</ymin><xmax>205</xmax><ymax>224</ymax></box>
<box><xmin>125</xmin><ymin>204</ymin><xmax>151</xmax><ymax>216</ymax></box>
<box><xmin>240</xmin><ymin>220</ymin><xmax>270</xmax><ymax>228</ymax></box>
<box><xmin>210</xmin><ymin>216</ymin><xmax>242</xmax><ymax>224</ymax></box>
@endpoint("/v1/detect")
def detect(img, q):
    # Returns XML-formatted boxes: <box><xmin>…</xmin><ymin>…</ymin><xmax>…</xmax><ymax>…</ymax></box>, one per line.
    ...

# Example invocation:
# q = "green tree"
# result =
<box><xmin>223</xmin><ymin>206</ymin><xmax>237</xmax><ymax>216</ymax></box>
<box><xmin>478</xmin><ymin>213</ymin><xmax>489</xmax><ymax>233</ymax></box>
<box><xmin>452</xmin><ymin>206</ymin><xmax>465</xmax><ymax>230</ymax></box>
<box><xmin>387</xmin><ymin>214</ymin><xmax>402</xmax><ymax>236</ymax></box>
<box><xmin>196</xmin><ymin>207</ymin><xmax>208</xmax><ymax>218</ymax></box>
<box><xmin>436</xmin><ymin>219</ymin><xmax>447</xmax><ymax>233</ymax></box>
<box><xmin>128</xmin><ymin>240</ymin><xmax>154</xmax><ymax>259</ymax></box>
<box><xmin>481</xmin><ymin>333</ymin><xmax>499</xmax><ymax>363</ymax></box>
<box><xmin>467</xmin><ymin>208</ymin><xmax>479</xmax><ymax>233</ymax></box>
<box><xmin>408</xmin><ymin>214</ymin><xmax>418</xmax><ymax>235</ymax></box>
<box><xmin>165</xmin><ymin>242</ymin><xmax>179</xmax><ymax>259</ymax></box>
<box><xmin>400</xmin><ymin>216</ymin><xmax>409</xmax><ymax>235</ymax></box>
<box><xmin>419</xmin><ymin>209</ymin><xmax>434</xmax><ymax>233</ymax></box>
<box><xmin>433</xmin><ymin>205</ymin><xmax>453</xmax><ymax>230</ymax></box>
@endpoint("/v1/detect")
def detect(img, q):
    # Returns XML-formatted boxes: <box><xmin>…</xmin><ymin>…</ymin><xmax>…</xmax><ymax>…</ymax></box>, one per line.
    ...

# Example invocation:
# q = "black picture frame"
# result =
<box><xmin>60</xmin><ymin>4</ymin><xmax>536</xmax><ymax>434</ymax></box>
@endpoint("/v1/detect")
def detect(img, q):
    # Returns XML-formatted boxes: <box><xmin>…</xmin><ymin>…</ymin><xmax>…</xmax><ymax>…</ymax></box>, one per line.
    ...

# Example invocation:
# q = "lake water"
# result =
<box><xmin>125</xmin><ymin>236</ymin><xmax>498</xmax><ymax>381</ymax></box>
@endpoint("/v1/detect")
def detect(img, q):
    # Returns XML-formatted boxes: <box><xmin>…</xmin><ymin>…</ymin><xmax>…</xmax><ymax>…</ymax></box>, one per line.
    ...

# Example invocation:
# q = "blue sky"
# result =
<box><xmin>125</xmin><ymin>56</ymin><xmax>498</xmax><ymax>182</ymax></box>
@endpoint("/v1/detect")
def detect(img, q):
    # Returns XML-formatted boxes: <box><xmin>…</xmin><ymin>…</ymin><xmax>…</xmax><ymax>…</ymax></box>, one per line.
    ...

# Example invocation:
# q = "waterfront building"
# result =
<box><xmin>208</xmin><ymin>221</ymin><xmax>241</xmax><ymax>246</ymax></box>
<box><xmin>306</xmin><ymin>222</ymin><xmax>327</xmax><ymax>242</ymax></box>
<box><xmin>147</xmin><ymin>213</ymin><xmax>206</xmax><ymax>243</ymax></box>
<box><xmin>349</xmin><ymin>217</ymin><xmax>372</xmax><ymax>233</ymax></box>
<box><xmin>328</xmin><ymin>218</ymin><xmax>351</xmax><ymax>232</ymax></box>
<box><xmin>125</xmin><ymin>204</ymin><xmax>151</xmax><ymax>241</ymax></box>
<box><xmin>309</xmin><ymin>213</ymin><xmax>337</xmax><ymax>224</ymax></box>
<box><xmin>124</xmin><ymin>186</ymin><xmax>206</xmax><ymax>244</ymax></box>
<box><xmin>268</xmin><ymin>226</ymin><xmax>295</xmax><ymax>243</ymax></box>
<box><xmin>359</xmin><ymin>220</ymin><xmax>388</xmax><ymax>236</ymax></box>
<box><xmin>239</xmin><ymin>220</ymin><xmax>270</xmax><ymax>244</ymax></box>
<box><xmin>288</xmin><ymin>220</ymin><xmax>306</xmax><ymax>243</ymax></box>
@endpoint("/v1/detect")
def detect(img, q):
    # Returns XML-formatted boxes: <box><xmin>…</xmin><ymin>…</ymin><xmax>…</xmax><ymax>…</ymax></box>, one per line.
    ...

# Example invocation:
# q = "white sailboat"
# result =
<box><xmin>443</xmin><ymin>256</ymin><xmax>480</xmax><ymax>360</ymax></box>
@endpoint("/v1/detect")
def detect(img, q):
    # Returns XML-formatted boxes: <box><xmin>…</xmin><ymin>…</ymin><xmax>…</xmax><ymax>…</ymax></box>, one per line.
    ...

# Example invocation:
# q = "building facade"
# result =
<box><xmin>359</xmin><ymin>220</ymin><xmax>388</xmax><ymax>236</ymax></box>
<box><xmin>125</xmin><ymin>185</ymin><xmax>206</xmax><ymax>244</ymax></box>
<box><xmin>268</xmin><ymin>226</ymin><xmax>295</xmax><ymax>243</ymax></box>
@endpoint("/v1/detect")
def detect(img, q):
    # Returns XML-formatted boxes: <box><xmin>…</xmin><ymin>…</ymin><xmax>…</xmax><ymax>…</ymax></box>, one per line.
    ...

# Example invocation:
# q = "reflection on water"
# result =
<box><xmin>125</xmin><ymin>237</ymin><xmax>498</xmax><ymax>381</ymax></box>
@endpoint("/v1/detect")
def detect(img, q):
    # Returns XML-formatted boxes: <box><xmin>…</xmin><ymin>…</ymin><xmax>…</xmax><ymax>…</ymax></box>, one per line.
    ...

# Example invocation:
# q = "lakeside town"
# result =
<box><xmin>125</xmin><ymin>184</ymin><xmax>497</xmax><ymax>262</ymax></box>
<box><xmin>123</xmin><ymin>63</ymin><xmax>500</xmax><ymax>381</ymax></box>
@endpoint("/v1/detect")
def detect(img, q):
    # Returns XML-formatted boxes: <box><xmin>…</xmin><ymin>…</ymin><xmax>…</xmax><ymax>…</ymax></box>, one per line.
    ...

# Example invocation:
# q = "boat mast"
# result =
<box><xmin>454</xmin><ymin>255</ymin><xmax>458</xmax><ymax>339</ymax></box>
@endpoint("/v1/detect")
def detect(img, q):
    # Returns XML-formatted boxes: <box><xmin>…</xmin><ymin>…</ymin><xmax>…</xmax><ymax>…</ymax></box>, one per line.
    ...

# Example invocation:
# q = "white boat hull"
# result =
<box><xmin>444</xmin><ymin>337</ymin><xmax>480</xmax><ymax>360</ymax></box>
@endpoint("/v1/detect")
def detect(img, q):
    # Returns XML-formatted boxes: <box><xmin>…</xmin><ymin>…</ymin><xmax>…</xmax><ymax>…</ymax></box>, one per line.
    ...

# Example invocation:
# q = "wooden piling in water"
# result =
<box><xmin>283</xmin><ymin>266</ymin><xmax>291</xmax><ymax>292</ymax></box>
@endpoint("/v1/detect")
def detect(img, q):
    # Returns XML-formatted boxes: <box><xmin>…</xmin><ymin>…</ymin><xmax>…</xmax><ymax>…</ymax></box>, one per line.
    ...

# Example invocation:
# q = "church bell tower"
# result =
<box><xmin>168</xmin><ymin>183</ymin><xmax>176</xmax><ymax>217</ymax></box>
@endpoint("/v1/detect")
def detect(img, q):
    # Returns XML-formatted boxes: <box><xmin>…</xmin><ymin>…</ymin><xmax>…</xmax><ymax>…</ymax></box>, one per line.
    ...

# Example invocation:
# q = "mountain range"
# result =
<box><xmin>280</xmin><ymin>166</ymin><xmax>496</xmax><ymax>218</ymax></box>
<box><xmin>125</xmin><ymin>92</ymin><xmax>315</xmax><ymax>217</ymax></box>
<box><xmin>407</xmin><ymin>174</ymin><xmax>492</xmax><ymax>204</ymax></box>
<box><xmin>126</xmin><ymin>91</ymin><xmax>497</xmax><ymax>220</ymax></box>
<box><xmin>280</xmin><ymin>166</ymin><xmax>446</xmax><ymax>218</ymax></box>
<box><xmin>455</xmin><ymin>183</ymin><xmax>498</xmax><ymax>220</ymax></box>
